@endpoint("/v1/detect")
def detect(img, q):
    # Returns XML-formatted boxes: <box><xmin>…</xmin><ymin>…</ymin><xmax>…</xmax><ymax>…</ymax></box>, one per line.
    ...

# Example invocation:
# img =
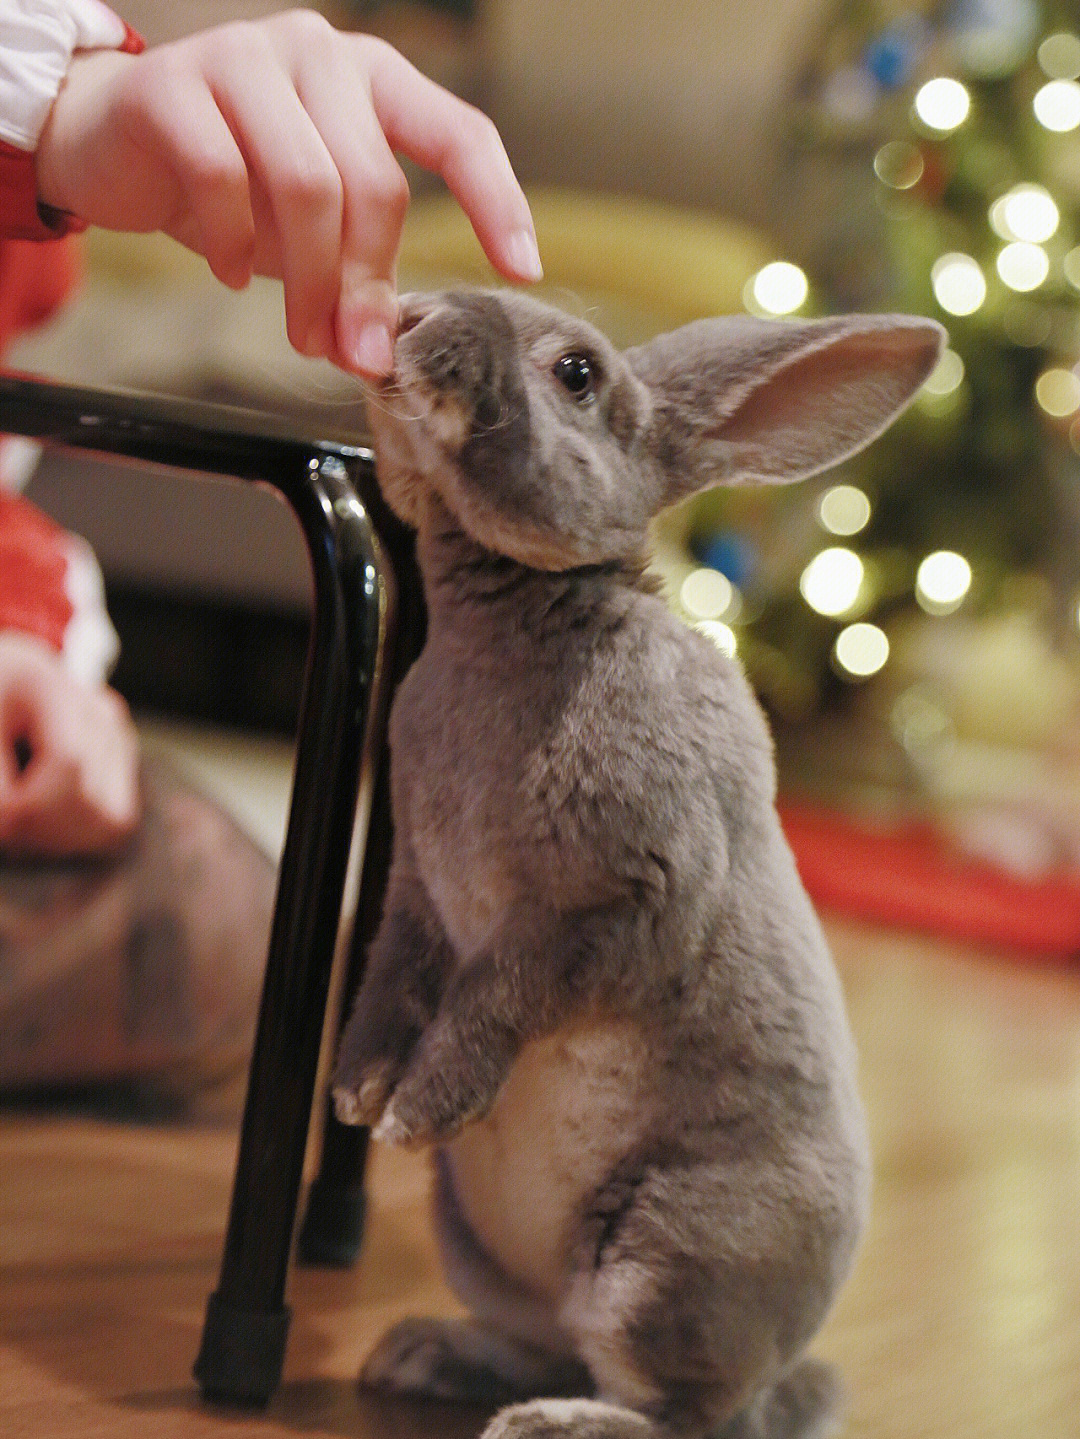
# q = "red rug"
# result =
<box><xmin>778</xmin><ymin>800</ymin><xmax>1080</xmax><ymax>957</ymax></box>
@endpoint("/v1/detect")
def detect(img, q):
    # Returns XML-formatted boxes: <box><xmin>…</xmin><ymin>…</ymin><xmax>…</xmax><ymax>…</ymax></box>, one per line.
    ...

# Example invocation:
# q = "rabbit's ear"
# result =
<box><xmin>626</xmin><ymin>313</ymin><xmax>945</xmax><ymax>502</ymax></box>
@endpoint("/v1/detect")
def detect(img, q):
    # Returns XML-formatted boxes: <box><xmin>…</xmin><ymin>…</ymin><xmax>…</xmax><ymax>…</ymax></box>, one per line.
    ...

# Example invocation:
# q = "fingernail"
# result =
<box><xmin>505</xmin><ymin>227</ymin><xmax>544</xmax><ymax>282</ymax></box>
<box><xmin>351</xmin><ymin>321</ymin><xmax>395</xmax><ymax>376</ymax></box>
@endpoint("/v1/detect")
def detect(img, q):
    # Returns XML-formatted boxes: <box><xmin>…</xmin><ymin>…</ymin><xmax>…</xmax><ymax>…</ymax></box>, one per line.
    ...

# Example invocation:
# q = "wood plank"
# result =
<box><xmin>4</xmin><ymin>918</ymin><xmax>1080</xmax><ymax>1437</ymax></box>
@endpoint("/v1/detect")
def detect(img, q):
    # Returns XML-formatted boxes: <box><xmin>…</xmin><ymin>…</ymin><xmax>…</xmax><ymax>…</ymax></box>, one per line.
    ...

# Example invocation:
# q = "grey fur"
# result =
<box><xmin>335</xmin><ymin>289</ymin><xmax>945</xmax><ymax>1439</ymax></box>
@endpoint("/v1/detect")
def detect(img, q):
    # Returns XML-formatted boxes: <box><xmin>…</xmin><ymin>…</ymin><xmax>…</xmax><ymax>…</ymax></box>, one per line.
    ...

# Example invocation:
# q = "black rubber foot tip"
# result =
<box><xmin>296</xmin><ymin>1182</ymin><xmax>367</xmax><ymax>1268</ymax></box>
<box><xmin>193</xmin><ymin>1291</ymin><xmax>290</xmax><ymax>1407</ymax></box>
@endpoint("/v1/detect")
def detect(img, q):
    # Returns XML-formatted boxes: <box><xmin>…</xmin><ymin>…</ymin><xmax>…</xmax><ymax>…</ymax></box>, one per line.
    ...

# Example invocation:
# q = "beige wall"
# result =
<box><xmin>118</xmin><ymin>0</ymin><xmax>831</xmax><ymax>228</ymax></box>
<box><xmin>482</xmin><ymin>0</ymin><xmax>831</xmax><ymax>229</ymax></box>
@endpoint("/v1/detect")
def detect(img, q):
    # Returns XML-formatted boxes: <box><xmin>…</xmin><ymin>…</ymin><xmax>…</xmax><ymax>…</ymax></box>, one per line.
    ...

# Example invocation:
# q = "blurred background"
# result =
<box><xmin>8</xmin><ymin>8</ymin><xmax>1080</xmax><ymax>1439</ymax></box>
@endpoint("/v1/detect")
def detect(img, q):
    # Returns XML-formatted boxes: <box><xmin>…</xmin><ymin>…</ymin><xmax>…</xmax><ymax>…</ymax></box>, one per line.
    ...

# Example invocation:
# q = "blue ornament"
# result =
<box><xmin>863</xmin><ymin>18</ymin><xmax>930</xmax><ymax>90</ymax></box>
<box><xmin>690</xmin><ymin>531</ymin><xmax>756</xmax><ymax>587</ymax></box>
<box><xmin>865</xmin><ymin>32</ymin><xmax>915</xmax><ymax>90</ymax></box>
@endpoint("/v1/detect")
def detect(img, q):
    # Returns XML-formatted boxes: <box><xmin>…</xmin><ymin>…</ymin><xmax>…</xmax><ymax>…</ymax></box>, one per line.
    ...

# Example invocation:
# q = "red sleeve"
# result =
<box><xmin>0</xmin><ymin>141</ymin><xmax>87</xmax><ymax>242</ymax></box>
<box><xmin>0</xmin><ymin>17</ymin><xmax>144</xmax><ymax>656</ymax></box>
<box><xmin>0</xmin><ymin>234</ymin><xmax>84</xmax><ymax>354</ymax></box>
<box><xmin>0</xmin><ymin>492</ymin><xmax>74</xmax><ymax>654</ymax></box>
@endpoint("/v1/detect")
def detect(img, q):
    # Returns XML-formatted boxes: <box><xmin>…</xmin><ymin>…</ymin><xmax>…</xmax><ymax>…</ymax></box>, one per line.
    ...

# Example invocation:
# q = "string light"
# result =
<box><xmin>747</xmin><ymin>262</ymin><xmax>809</xmax><ymax>315</ymax></box>
<box><xmin>1039</xmin><ymin>32</ymin><xmax>1080</xmax><ymax>80</ymax></box>
<box><xmin>817</xmin><ymin>485</ymin><xmax>871</xmax><ymax>536</ymax></box>
<box><xmin>922</xmin><ymin>349</ymin><xmax>965</xmax><ymax>395</ymax></box>
<box><xmin>988</xmin><ymin>184</ymin><xmax>1059</xmax><ymax>243</ymax></box>
<box><xmin>1035</xmin><ymin>368</ymin><xmax>1080</xmax><ymax>417</ymax></box>
<box><xmin>874</xmin><ymin>141</ymin><xmax>924</xmax><ymax>190</ymax></box>
<box><xmin>997</xmin><ymin>242</ymin><xmax>1050</xmax><ymax>291</ymax></box>
<box><xmin>916</xmin><ymin>551</ymin><xmax>972</xmax><ymax>615</ymax></box>
<box><xmin>696</xmin><ymin>620</ymin><xmax>737</xmax><ymax>657</ymax></box>
<box><xmin>931</xmin><ymin>253</ymin><xmax>986</xmax><ymax>315</ymax></box>
<box><xmin>1033</xmin><ymin>79</ymin><xmax>1080</xmax><ymax>131</ymax></box>
<box><xmin>1003</xmin><ymin>302</ymin><xmax>1052</xmax><ymax>347</ymax></box>
<box><xmin>680</xmin><ymin>568</ymin><xmax>739</xmax><ymax>621</ymax></box>
<box><xmin>891</xmin><ymin>686</ymin><xmax>953</xmax><ymax>754</ymax></box>
<box><xmin>833</xmin><ymin>624</ymin><xmax>889</xmax><ymax>678</ymax></box>
<box><xmin>800</xmin><ymin>548</ymin><xmax>864</xmax><ymax>617</ymax></box>
<box><xmin>914</xmin><ymin>77</ymin><xmax>971</xmax><ymax>132</ymax></box>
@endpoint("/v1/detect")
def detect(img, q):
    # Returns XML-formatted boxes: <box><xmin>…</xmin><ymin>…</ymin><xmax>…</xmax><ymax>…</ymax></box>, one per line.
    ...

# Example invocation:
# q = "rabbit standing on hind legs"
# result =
<box><xmin>334</xmin><ymin>289</ymin><xmax>944</xmax><ymax>1439</ymax></box>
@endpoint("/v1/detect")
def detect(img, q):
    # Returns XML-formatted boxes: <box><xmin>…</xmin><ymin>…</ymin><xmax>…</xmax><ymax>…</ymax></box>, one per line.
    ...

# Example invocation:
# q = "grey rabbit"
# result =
<box><xmin>333</xmin><ymin>289</ymin><xmax>944</xmax><ymax>1439</ymax></box>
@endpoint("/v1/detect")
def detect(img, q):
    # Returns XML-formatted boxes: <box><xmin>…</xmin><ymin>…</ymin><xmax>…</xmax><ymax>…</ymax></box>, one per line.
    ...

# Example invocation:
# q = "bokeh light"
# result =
<box><xmin>1035</xmin><ymin>367</ymin><xmax>1080</xmax><ymax>416</ymax></box>
<box><xmin>800</xmin><ymin>548</ymin><xmax>865</xmax><ymax>616</ymax></box>
<box><xmin>1038</xmin><ymin>32</ymin><xmax>1080</xmax><ymax>80</ymax></box>
<box><xmin>916</xmin><ymin>551</ymin><xmax>972</xmax><ymax>615</ymax></box>
<box><xmin>1033</xmin><ymin>79</ymin><xmax>1080</xmax><ymax>130</ymax></box>
<box><xmin>748</xmin><ymin>262</ymin><xmax>809</xmax><ymax>315</ymax></box>
<box><xmin>931</xmin><ymin>253</ymin><xmax>986</xmax><ymax>315</ymax></box>
<box><xmin>914</xmin><ymin>77</ymin><xmax>971</xmax><ymax>132</ymax></box>
<box><xmin>834</xmin><ymin>623</ymin><xmax>890</xmax><ymax>677</ymax></box>
<box><xmin>1063</xmin><ymin>247</ymin><xmax>1080</xmax><ymax>290</ymax></box>
<box><xmin>818</xmin><ymin>485</ymin><xmax>871</xmax><ymax>536</ymax></box>
<box><xmin>680</xmin><ymin>567</ymin><xmax>737</xmax><ymax>621</ymax></box>
<box><xmin>695</xmin><ymin>620</ymin><xmax>738</xmax><ymax>657</ymax></box>
<box><xmin>874</xmin><ymin>141</ymin><xmax>925</xmax><ymax>190</ymax></box>
<box><xmin>996</xmin><ymin>242</ymin><xmax>1049</xmax><ymax>291</ymax></box>
<box><xmin>891</xmin><ymin>686</ymin><xmax>954</xmax><ymax>753</ymax></box>
<box><xmin>922</xmin><ymin>348</ymin><xmax>966</xmax><ymax>395</ymax></box>
<box><xmin>989</xmin><ymin>184</ymin><xmax>1059</xmax><ymax>243</ymax></box>
<box><xmin>1003</xmin><ymin>302</ymin><xmax>1052</xmax><ymax>347</ymax></box>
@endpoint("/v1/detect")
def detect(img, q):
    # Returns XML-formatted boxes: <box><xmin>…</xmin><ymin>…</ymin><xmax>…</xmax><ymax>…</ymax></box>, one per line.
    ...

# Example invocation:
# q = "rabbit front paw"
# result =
<box><xmin>332</xmin><ymin>1058</ymin><xmax>400</xmax><ymax>1128</ymax></box>
<box><xmin>333</xmin><ymin>1007</ymin><xmax>421</xmax><ymax>1128</ymax></box>
<box><xmin>371</xmin><ymin>1047</ymin><xmax>501</xmax><ymax>1146</ymax></box>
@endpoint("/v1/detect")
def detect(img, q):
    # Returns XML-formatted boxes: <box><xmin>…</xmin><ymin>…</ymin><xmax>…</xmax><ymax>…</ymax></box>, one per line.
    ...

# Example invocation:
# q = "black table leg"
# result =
<box><xmin>297</xmin><ymin>527</ymin><xmax>425</xmax><ymax>1270</ymax></box>
<box><xmin>193</xmin><ymin>455</ymin><xmax>389</xmax><ymax>1406</ymax></box>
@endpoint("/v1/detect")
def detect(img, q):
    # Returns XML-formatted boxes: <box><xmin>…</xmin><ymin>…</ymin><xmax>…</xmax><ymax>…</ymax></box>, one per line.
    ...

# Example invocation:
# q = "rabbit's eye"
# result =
<box><xmin>554</xmin><ymin>354</ymin><xmax>597</xmax><ymax>402</ymax></box>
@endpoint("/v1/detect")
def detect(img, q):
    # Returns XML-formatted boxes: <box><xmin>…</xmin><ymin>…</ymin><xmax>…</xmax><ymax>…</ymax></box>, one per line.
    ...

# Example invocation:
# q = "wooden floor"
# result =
<box><xmin>4</xmin><ymin>916</ymin><xmax>1080</xmax><ymax>1439</ymax></box>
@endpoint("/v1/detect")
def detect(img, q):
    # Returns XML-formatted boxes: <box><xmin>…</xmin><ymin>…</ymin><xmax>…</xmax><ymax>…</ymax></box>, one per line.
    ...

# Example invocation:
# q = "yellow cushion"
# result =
<box><xmin>398</xmin><ymin>186</ymin><xmax>774</xmax><ymax>345</ymax></box>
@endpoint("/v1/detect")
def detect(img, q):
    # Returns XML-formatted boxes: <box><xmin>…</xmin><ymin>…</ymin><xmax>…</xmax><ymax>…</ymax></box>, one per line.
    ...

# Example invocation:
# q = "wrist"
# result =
<box><xmin>34</xmin><ymin>48</ymin><xmax>135</xmax><ymax>215</ymax></box>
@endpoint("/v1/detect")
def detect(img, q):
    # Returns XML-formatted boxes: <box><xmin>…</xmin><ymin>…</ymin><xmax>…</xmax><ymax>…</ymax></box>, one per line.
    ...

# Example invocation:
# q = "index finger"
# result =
<box><xmin>364</xmin><ymin>41</ymin><xmax>542</xmax><ymax>284</ymax></box>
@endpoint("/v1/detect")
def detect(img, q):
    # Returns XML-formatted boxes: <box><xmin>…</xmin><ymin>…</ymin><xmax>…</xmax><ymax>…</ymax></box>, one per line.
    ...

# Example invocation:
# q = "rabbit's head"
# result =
<box><xmin>368</xmin><ymin>289</ymin><xmax>944</xmax><ymax>570</ymax></box>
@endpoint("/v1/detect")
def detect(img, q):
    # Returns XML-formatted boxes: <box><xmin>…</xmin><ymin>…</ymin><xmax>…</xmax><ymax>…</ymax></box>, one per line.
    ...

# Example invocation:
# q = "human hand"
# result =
<box><xmin>34</xmin><ymin>9</ymin><xmax>542</xmax><ymax>377</ymax></box>
<box><xmin>0</xmin><ymin>633</ymin><xmax>141</xmax><ymax>858</ymax></box>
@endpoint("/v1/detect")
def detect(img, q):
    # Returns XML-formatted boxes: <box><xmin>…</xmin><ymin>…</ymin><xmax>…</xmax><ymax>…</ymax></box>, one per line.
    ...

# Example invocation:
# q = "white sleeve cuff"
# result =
<box><xmin>0</xmin><ymin>0</ymin><xmax>126</xmax><ymax>151</ymax></box>
<box><xmin>62</xmin><ymin>530</ymin><xmax>120</xmax><ymax>684</ymax></box>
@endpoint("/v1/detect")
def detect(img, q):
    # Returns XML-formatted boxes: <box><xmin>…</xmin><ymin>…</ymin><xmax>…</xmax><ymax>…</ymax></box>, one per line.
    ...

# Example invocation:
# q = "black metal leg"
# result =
<box><xmin>294</xmin><ymin>757</ymin><xmax>388</xmax><ymax>1269</ymax></box>
<box><xmin>194</xmin><ymin>457</ymin><xmax>389</xmax><ymax>1406</ymax></box>
<box><xmin>294</xmin><ymin>667</ymin><xmax>400</xmax><ymax>1272</ymax></box>
<box><xmin>296</xmin><ymin>526</ymin><xmax>425</xmax><ymax>1271</ymax></box>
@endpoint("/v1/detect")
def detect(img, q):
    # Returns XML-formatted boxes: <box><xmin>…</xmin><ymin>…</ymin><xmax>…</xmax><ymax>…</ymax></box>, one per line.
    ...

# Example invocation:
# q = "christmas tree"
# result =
<box><xmin>672</xmin><ymin>0</ymin><xmax>1080</xmax><ymax>724</ymax></box>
